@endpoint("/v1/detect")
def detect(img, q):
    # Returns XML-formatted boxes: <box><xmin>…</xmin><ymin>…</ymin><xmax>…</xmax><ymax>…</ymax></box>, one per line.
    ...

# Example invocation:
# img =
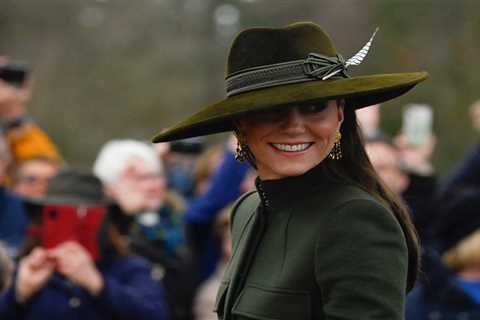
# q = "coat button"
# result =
<box><xmin>69</xmin><ymin>297</ymin><xmax>81</xmax><ymax>308</ymax></box>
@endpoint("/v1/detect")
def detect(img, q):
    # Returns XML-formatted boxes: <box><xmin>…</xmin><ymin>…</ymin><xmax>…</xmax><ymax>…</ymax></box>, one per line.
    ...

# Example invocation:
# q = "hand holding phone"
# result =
<box><xmin>48</xmin><ymin>241</ymin><xmax>104</xmax><ymax>295</ymax></box>
<box><xmin>15</xmin><ymin>247</ymin><xmax>55</xmax><ymax>304</ymax></box>
<box><xmin>0</xmin><ymin>63</ymin><xmax>29</xmax><ymax>87</ymax></box>
<box><xmin>41</xmin><ymin>205</ymin><xmax>107</xmax><ymax>261</ymax></box>
<box><xmin>402</xmin><ymin>103</ymin><xmax>433</xmax><ymax>147</ymax></box>
<box><xmin>0</xmin><ymin>61</ymin><xmax>30</xmax><ymax>121</ymax></box>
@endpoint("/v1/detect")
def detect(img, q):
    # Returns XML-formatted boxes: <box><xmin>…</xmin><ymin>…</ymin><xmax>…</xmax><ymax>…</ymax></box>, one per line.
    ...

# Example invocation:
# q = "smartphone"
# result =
<box><xmin>0</xmin><ymin>63</ymin><xmax>29</xmax><ymax>87</ymax></box>
<box><xmin>402</xmin><ymin>103</ymin><xmax>433</xmax><ymax>147</ymax></box>
<box><xmin>41</xmin><ymin>205</ymin><xmax>107</xmax><ymax>261</ymax></box>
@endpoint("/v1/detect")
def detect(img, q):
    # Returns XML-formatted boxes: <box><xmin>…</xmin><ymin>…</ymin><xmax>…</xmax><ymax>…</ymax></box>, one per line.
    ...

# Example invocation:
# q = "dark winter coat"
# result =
<box><xmin>0</xmin><ymin>187</ymin><xmax>28</xmax><ymax>255</ymax></box>
<box><xmin>215</xmin><ymin>164</ymin><xmax>410</xmax><ymax>320</ymax></box>
<box><xmin>406</xmin><ymin>283</ymin><xmax>480</xmax><ymax>320</ymax></box>
<box><xmin>0</xmin><ymin>256</ymin><xmax>168</xmax><ymax>320</ymax></box>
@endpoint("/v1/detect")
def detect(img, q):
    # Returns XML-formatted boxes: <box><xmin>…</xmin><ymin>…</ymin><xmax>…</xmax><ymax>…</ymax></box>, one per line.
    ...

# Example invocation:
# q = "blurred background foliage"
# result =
<box><xmin>0</xmin><ymin>0</ymin><xmax>478</xmax><ymax>174</ymax></box>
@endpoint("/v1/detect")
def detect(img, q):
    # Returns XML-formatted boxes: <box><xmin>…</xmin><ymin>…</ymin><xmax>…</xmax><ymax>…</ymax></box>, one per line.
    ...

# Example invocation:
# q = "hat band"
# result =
<box><xmin>225</xmin><ymin>53</ymin><xmax>349</xmax><ymax>97</ymax></box>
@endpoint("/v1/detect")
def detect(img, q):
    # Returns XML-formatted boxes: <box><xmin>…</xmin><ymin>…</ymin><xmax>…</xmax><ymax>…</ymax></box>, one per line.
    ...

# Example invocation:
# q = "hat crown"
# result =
<box><xmin>227</xmin><ymin>22</ymin><xmax>337</xmax><ymax>77</ymax></box>
<box><xmin>45</xmin><ymin>170</ymin><xmax>105</xmax><ymax>205</ymax></box>
<box><xmin>152</xmin><ymin>22</ymin><xmax>427</xmax><ymax>143</ymax></box>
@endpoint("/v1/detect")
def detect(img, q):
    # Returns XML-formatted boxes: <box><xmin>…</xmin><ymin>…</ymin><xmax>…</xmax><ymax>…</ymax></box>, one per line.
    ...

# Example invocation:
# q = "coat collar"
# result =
<box><xmin>254</xmin><ymin>162</ymin><xmax>342</xmax><ymax>212</ymax></box>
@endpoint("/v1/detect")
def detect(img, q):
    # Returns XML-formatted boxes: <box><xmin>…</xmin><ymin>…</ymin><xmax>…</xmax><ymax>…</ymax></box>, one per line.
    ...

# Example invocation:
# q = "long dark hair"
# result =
<box><xmin>235</xmin><ymin>99</ymin><xmax>420</xmax><ymax>291</ymax></box>
<box><xmin>323</xmin><ymin>100</ymin><xmax>420</xmax><ymax>292</ymax></box>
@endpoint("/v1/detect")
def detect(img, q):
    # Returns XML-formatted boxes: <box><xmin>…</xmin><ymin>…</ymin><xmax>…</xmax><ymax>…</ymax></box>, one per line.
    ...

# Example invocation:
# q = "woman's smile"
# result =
<box><xmin>238</xmin><ymin>100</ymin><xmax>344</xmax><ymax>180</ymax></box>
<box><xmin>269</xmin><ymin>142</ymin><xmax>314</xmax><ymax>153</ymax></box>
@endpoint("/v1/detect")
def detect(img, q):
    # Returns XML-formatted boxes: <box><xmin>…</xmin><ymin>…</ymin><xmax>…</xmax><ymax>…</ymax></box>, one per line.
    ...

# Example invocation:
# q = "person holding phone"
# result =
<box><xmin>0</xmin><ymin>170</ymin><xmax>169</xmax><ymax>320</ymax></box>
<box><xmin>406</xmin><ymin>189</ymin><xmax>480</xmax><ymax>320</ymax></box>
<box><xmin>0</xmin><ymin>56</ymin><xmax>61</xmax><ymax>256</ymax></box>
<box><xmin>0</xmin><ymin>134</ymin><xmax>29</xmax><ymax>256</ymax></box>
<box><xmin>0</xmin><ymin>56</ymin><xmax>60</xmax><ymax>164</ymax></box>
<box><xmin>152</xmin><ymin>22</ymin><xmax>428</xmax><ymax>320</ymax></box>
<box><xmin>396</xmin><ymin>103</ymin><xmax>436</xmax><ymax>177</ymax></box>
<box><xmin>365</xmin><ymin>137</ymin><xmax>437</xmax><ymax>244</ymax></box>
<box><xmin>439</xmin><ymin>99</ymin><xmax>480</xmax><ymax>195</ymax></box>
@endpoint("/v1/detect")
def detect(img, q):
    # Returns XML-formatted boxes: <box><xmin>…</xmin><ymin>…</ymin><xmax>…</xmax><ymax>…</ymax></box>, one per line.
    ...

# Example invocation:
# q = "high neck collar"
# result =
<box><xmin>255</xmin><ymin>162</ymin><xmax>342</xmax><ymax>212</ymax></box>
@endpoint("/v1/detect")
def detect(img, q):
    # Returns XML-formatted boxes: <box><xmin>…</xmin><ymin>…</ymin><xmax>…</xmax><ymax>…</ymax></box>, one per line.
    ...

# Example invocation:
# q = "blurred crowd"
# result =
<box><xmin>1</xmin><ymin>57</ymin><xmax>480</xmax><ymax>320</ymax></box>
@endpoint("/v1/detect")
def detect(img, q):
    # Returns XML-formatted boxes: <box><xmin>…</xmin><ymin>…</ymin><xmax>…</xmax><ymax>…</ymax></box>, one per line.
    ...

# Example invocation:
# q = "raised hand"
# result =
<box><xmin>15</xmin><ymin>247</ymin><xmax>55</xmax><ymax>304</ymax></box>
<box><xmin>0</xmin><ymin>57</ymin><xmax>30</xmax><ymax>120</ymax></box>
<box><xmin>394</xmin><ymin>133</ymin><xmax>436</xmax><ymax>176</ymax></box>
<box><xmin>48</xmin><ymin>241</ymin><xmax>104</xmax><ymax>296</ymax></box>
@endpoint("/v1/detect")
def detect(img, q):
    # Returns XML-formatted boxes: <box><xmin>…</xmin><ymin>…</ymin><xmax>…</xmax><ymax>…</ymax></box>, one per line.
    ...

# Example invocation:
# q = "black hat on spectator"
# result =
<box><xmin>170</xmin><ymin>137</ymin><xmax>206</xmax><ymax>154</ymax></box>
<box><xmin>433</xmin><ymin>188</ymin><xmax>480</xmax><ymax>254</ymax></box>
<box><xmin>22</xmin><ymin>169</ymin><xmax>126</xmax><ymax>262</ymax></box>
<box><xmin>24</xmin><ymin>169</ymin><xmax>108</xmax><ymax>215</ymax></box>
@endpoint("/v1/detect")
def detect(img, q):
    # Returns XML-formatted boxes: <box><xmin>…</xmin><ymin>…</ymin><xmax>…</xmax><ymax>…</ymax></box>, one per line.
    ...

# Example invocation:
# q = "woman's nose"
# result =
<box><xmin>280</xmin><ymin>107</ymin><xmax>306</xmax><ymax>132</ymax></box>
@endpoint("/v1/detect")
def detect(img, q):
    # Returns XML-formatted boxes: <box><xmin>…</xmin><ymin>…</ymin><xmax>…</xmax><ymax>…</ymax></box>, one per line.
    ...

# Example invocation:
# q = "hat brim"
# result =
<box><xmin>152</xmin><ymin>72</ymin><xmax>428</xmax><ymax>143</ymax></box>
<box><xmin>24</xmin><ymin>195</ymin><xmax>107</xmax><ymax>208</ymax></box>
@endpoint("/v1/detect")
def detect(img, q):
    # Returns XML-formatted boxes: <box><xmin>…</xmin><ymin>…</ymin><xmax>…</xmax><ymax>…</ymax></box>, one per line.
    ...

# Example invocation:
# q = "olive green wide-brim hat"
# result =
<box><xmin>152</xmin><ymin>22</ymin><xmax>428</xmax><ymax>143</ymax></box>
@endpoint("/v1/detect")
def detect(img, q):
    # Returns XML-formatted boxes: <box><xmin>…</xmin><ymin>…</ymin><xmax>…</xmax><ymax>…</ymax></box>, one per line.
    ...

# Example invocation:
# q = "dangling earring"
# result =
<box><xmin>234</xmin><ymin>131</ymin><xmax>249</xmax><ymax>162</ymax></box>
<box><xmin>235</xmin><ymin>141</ymin><xmax>249</xmax><ymax>162</ymax></box>
<box><xmin>328</xmin><ymin>131</ymin><xmax>342</xmax><ymax>160</ymax></box>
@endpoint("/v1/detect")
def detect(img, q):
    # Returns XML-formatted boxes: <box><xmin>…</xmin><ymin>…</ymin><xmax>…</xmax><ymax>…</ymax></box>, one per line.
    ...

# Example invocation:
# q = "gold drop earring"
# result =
<box><xmin>234</xmin><ymin>131</ymin><xmax>249</xmax><ymax>162</ymax></box>
<box><xmin>328</xmin><ymin>131</ymin><xmax>342</xmax><ymax>160</ymax></box>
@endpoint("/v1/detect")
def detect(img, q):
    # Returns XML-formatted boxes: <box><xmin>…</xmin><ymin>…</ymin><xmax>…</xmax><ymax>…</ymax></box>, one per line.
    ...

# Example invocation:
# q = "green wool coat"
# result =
<box><xmin>214</xmin><ymin>164</ymin><xmax>409</xmax><ymax>320</ymax></box>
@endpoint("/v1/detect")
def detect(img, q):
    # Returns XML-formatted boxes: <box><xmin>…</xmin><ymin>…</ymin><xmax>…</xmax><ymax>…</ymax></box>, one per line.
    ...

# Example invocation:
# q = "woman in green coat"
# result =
<box><xmin>153</xmin><ymin>22</ymin><xmax>427</xmax><ymax>320</ymax></box>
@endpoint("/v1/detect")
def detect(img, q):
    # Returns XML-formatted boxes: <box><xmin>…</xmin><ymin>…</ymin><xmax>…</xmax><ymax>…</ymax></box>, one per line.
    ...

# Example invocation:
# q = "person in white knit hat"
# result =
<box><xmin>94</xmin><ymin>139</ymin><xmax>165</xmax><ymax>213</ymax></box>
<box><xmin>93</xmin><ymin>139</ymin><xmax>195</xmax><ymax>320</ymax></box>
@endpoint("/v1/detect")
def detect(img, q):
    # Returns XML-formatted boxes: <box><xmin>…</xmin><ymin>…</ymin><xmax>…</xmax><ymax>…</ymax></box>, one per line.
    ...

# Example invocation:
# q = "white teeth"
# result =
<box><xmin>272</xmin><ymin>143</ymin><xmax>311</xmax><ymax>152</ymax></box>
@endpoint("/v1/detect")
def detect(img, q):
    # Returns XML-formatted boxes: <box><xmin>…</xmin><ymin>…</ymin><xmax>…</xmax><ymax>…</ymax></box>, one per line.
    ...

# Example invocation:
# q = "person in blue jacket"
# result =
<box><xmin>0</xmin><ymin>169</ymin><xmax>168</xmax><ymax>320</ymax></box>
<box><xmin>406</xmin><ymin>189</ymin><xmax>480</xmax><ymax>320</ymax></box>
<box><xmin>0</xmin><ymin>135</ymin><xmax>28</xmax><ymax>257</ymax></box>
<box><xmin>183</xmin><ymin>136</ymin><xmax>251</xmax><ymax>282</ymax></box>
<box><xmin>439</xmin><ymin>100</ymin><xmax>480</xmax><ymax>196</ymax></box>
<box><xmin>0</xmin><ymin>186</ymin><xmax>28</xmax><ymax>256</ymax></box>
<box><xmin>440</xmin><ymin>144</ymin><xmax>480</xmax><ymax>195</ymax></box>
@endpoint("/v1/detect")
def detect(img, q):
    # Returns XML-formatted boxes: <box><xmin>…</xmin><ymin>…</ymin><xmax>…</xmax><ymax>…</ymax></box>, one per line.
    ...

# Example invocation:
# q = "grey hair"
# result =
<box><xmin>93</xmin><ymin>139</ymin><xmax>163</xmax><ymax>185</ymax></box>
